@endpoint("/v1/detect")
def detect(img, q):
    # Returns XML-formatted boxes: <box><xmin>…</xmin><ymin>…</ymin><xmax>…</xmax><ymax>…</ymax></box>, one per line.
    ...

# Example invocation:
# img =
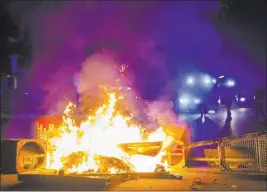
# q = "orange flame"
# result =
<box><xmin>45</xmin><ymin>90</ymin><xmax>175</xmax><ymax>174</ymax></box>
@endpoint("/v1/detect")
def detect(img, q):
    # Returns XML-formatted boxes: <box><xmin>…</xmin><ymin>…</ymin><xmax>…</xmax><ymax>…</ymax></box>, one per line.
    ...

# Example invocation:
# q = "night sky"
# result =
<box><xmin>3</xmin><ymin>1</ymin><xmax>266</xmax><ymax>138</ymax></box>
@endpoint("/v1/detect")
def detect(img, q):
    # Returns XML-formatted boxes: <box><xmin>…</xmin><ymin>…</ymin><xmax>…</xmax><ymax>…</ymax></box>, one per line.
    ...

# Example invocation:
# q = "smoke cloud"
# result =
<box><xmin>146</xmin><ymin>100</ymin><xmax>177</xmax><ymax>124</ymax></box>
<box><xmin>76</xmin><ymin>51</ymin><xmax>137</xmax><ymax>114</ymax></box>
<box><xmin>5</xmin><ymin>1</ymin><xmax>265</xmax><ymax>138</ymax></box>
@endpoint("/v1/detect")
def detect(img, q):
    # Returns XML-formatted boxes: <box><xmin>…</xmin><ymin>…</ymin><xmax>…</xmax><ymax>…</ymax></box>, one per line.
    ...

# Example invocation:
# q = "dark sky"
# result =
<box><xmin>227</xmin><ymin>0</ymin><xmax>266</xmax><ymax>66</ymax></box>
<box><xmin>3</xmin><ymin>1</ymin><xmax>266</xmax><ymax>138</ymax></box>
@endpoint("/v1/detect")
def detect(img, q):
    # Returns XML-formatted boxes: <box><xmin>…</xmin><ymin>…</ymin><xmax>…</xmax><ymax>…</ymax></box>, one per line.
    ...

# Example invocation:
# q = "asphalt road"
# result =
<box><xmin>1</xmin><ymin>168</ymin><xmax>266</xmax><ymax>191</ymax></box>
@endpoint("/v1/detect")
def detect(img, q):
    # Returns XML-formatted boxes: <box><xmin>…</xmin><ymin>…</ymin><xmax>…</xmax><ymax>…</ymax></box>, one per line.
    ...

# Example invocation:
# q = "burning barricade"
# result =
<box><xmin>33</xmin><ymin>90</ymin><xmax>190</xmax><ymax>175</ymax></box>
<box><xmin>8</xmin><ymin>57</ymin><xmax>190</xmax><ymax>178</ymax></box>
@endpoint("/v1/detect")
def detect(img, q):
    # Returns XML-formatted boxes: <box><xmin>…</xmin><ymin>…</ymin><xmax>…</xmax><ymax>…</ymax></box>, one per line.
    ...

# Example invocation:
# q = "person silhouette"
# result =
<box><xmin>254</xmin><ymin>87</ymin><xmax>266</xmax><ymax>120</ymax></box>
<box><xmin>199</xmin><ymin>103</ymin><xmax>208</xmax><ymax>118</ymax></box>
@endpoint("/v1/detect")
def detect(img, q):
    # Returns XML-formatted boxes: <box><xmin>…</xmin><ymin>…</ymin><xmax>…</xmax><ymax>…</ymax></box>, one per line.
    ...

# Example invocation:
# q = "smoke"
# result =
<box><xmin>76</xmin><ymin>51</ymin><xmax>136</xmax><ymax>113</ymax></box>
<box><xmin>42</xmin><ymin>66</ymin><xmax>78</xmax><ymax>115</ymax></box>
<box><xmin>5</xmin><ymin>1</ymin><xmax>162</xmax><ymax>138</ymax></box>
<box><xmin>5</xmin><ymin>1</ymin><xmax>265</xmax><ymax>138</ymax></box>
<box><xmin>77</xmin><ymin>51</ymin><xmax>120</xmax><ymax>95</ymax></box>
<box><xmin>145</xmin><ymin>100</ymin><xmax>178</xmax><ymax>126</ymax></box>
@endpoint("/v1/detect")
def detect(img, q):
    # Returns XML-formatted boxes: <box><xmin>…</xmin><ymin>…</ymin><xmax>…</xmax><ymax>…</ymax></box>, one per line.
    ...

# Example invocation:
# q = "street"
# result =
<box><xmin>180</xmin><ymin>107</ymin><xmax>266</xmax><ymax>140</ymax></box>
<box><xmin>1</xmin><ymin>168</ymin><xmax>266</xmax><ymax>191</ymax></box>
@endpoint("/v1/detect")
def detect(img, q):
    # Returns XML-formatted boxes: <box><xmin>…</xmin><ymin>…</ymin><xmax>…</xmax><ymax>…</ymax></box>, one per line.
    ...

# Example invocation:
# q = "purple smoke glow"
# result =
<box><xmin>6</xmin><ymin>1</ymin><xmax>266</xmax><ymax>138</ymax></box>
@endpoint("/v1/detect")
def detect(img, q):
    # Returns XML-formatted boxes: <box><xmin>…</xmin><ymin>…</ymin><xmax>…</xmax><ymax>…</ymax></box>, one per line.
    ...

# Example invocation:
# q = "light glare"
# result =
<box><xmin>240</xmin><ymin>97</ymin><xmax>246</xmax><ymax>102</ymax></box>
<box><xmin>203</xmin><ymin>76</ymin><xmax>211</xmax><ymax>84</ymax></box>
<box><xmin>194</xmin><ymin>98</ymin><xmax>200</xmax><ymax>104</ymax></box>
<box><xmin>208</xmin><ymin>110</ymin><xmax>215</xmax><ymax>114</ymax></box>
<box><xmin>179</xmin><ymin>98</ymin><xmax>189</xmax><ymax>104</ymax></box>
<box><xmin>218</xmin><ymin>97</ymin><xmax>221</xmax><ymax>105</ymax></box>
<box><xmin>226</xmin><ymin>79</ymin><xmax>235</xmax><ymax>87</ymax></box>
<box><xmin>187</xmin><ymin>77</ymin><xmax>194</xmax><ymax>85</ymax></box>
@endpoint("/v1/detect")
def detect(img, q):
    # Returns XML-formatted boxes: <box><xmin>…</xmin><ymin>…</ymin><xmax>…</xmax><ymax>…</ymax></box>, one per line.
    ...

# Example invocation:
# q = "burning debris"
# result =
<box><xmin>43</xmin><ymin>90</ymin><xmax>176</xmax><ymax>174</ymax></box>
<box><xmin>35</xmin><ymin>59</ymin><xmax>189</xmax><ymax>175</ymax></box>
<box><xmin>94</xmin><ymin>155</ymin><xmax>134</xmax><ymax>174</ymax></box>
<box><xmin>154</xmin><ymin>164</ymin><xmax>166</xmax><ymax>173</ymax></box>
<box><xmin>61</xmin><ymin>151</ymin><xmax>89</xmax><ymax>171</ymax></box>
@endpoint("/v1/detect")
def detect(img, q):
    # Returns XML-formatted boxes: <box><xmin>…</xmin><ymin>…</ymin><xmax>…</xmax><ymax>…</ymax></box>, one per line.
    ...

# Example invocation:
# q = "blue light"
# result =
<box><xmin>203</xmin><ymin>76</ymin><xmax>211</xmax><ymax>84</ymax></box>
<box><xmin>179</xmin><ymin>98</ymin><xmax>189</xmax><ymax>104</ymax></box>
<box><xmin>194</xmin><ymin>98</ymin><xmax>200</xmax><ymax>104</ymax></box>
<box><xmin>186</xmin><ymin>76</ymin><xmax>194</xmax><ymax>85</ymax></box>
<box><xmin>226</xmin><ymin>79</ymin><xmax>235</xmax><ymax>87</ymax></box>
<box><xmin>208</xmin><ymin>110</ymin><xmax>216</xmax><ymax>114</ymax></box>
<box><xmin>240</xmin><ymin>97</ymin><xmax>246</xmax><ymax>102</ymax></box>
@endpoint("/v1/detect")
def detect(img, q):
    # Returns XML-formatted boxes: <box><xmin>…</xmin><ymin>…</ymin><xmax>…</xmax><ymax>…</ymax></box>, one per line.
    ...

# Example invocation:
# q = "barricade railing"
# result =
<box><xmin>179</xmin><ymin>131</ymin><xmax>267</xmax><ymax>173</ymax></box>
<box><xmin>257</xmin><ymin>134</ymin><xmax>267</xmax><ymax>172</ymax></box>
<box><xmin>221</xmin><ymin>136</ymin><xmax>259</xmax><ymax>172</ymax></box>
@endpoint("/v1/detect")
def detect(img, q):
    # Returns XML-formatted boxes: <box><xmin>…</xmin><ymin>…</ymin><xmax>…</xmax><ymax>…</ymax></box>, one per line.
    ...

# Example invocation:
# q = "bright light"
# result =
<box><xmin>240</xmin><ymin>97</ymin><xmax>246</xmax><ymax>102</ymax></box>
<box><xmin>238</xmin><ymin>108</ymin><xmax>248</xmax><ymax>112</ymax></box>
<box><xmin>218</xmin><ymin>97</ymin><xmax>221</xmax><ymax>105</ymax></box>
<box><xmin>203</xmin><ymin>76</ymin><xmax>211</xmax><ymax>84</ymax></box>
<box><xmin>212</xmin><ymin>78</ymin><xmax>216</xmax><ymax>83</ymax></box>
<box><xmin>202</xmin><ymin>116</ymin><xmax>206</xmax><ymax>124</ymax></box>
<box><xmin>186</xmin><ymin>76</ymin><xmax>194</xmax><ymax>85</ymax></box>
<box><xmin>208</xmin><ymin>110</ymin><xmax>216</xmax><ymax>114</ymax></box>
<box><xmin>226</xmin><ymin>79</ymin><xmax>235</xmax><ymax>87</ymax></box>
<box><xmin>219</xmin><ymin>75</ymin><xmax>224</xmax><ymax>79</ymax></box>
<box><xmin>179</xmin><ymin>98</ymin><xmax>189</xmax><ymax>104</ymax></box>
<box><xmin>194</xmin><ymin>98</ymin><xmax>200</xmax><ymax>104</ymax></box>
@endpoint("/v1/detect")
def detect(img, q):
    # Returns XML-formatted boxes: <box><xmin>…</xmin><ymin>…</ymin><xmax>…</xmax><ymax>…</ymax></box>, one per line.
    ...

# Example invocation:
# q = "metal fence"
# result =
<box><xmin>221</xmin><ymin>138</ymin><xmax>256</xmax><ymax>172</ymax></box>
<box><xmin>257</xmin><ymin>134</ymin><xmax>267</xmax><ymax>172</ymax></box>
<box><xmin>219</xmin><ymin>133</ymin><xmax>267</xmax><ymax>173</ymax></box>
<box><xmin>183</xmin><ymin>131</ymin><xmax>267</xmax><ymax>173</ymax></box>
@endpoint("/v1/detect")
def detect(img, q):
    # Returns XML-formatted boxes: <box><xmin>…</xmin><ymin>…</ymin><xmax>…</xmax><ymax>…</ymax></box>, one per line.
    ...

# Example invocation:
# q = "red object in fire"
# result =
<box><xmin>173</xmin><ymin>145</ymin><xmax>184</xmax><ymax>153</ymax></box>
<box><xmin>35</xmin><ymin>116</ymin><xmax>62</xmax><ymax>140</ymax></box>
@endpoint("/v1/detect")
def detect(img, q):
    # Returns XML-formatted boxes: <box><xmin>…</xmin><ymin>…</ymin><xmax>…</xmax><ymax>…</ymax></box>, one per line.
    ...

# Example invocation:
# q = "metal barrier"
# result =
<box><xmin>221</xmin><ymin>137</ymin><xmax>258</xmax><ymax>172</ymax></box>
<box><xmin>219</xmin><ymin>132</ymin><xmax>267</xmax><ymax>173</ymax></box>
<box><xmin>258</xmin><ymin>134</ymin><xmax>267</xmax><ymax>172</ymax></box>
<box><xmin>183</xmin><ymin>131</ymin><xmax>267</xmax><ymax>173</ymax></box>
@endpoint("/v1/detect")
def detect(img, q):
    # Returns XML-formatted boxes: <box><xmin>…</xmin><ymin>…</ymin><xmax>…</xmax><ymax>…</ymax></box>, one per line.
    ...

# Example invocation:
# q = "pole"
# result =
<box><xmin>10</xmin><ymin>55</ymin><xmax>18</xmax><ymax>90</ymax></box>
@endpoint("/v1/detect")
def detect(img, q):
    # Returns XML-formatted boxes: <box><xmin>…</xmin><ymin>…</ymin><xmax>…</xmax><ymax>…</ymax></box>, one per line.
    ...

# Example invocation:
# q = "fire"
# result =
<box><xmin>45</xmin><ymin>90</ymin><xmax>174</xmax><ymax>174</ymax></box>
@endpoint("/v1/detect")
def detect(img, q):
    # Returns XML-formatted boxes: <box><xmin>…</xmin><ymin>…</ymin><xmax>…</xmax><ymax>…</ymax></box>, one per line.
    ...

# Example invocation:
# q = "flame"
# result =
<box><xmin>45</xmin><ymin>90</ymin><xmax>174</xmax><ymax>174</ymax></box>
